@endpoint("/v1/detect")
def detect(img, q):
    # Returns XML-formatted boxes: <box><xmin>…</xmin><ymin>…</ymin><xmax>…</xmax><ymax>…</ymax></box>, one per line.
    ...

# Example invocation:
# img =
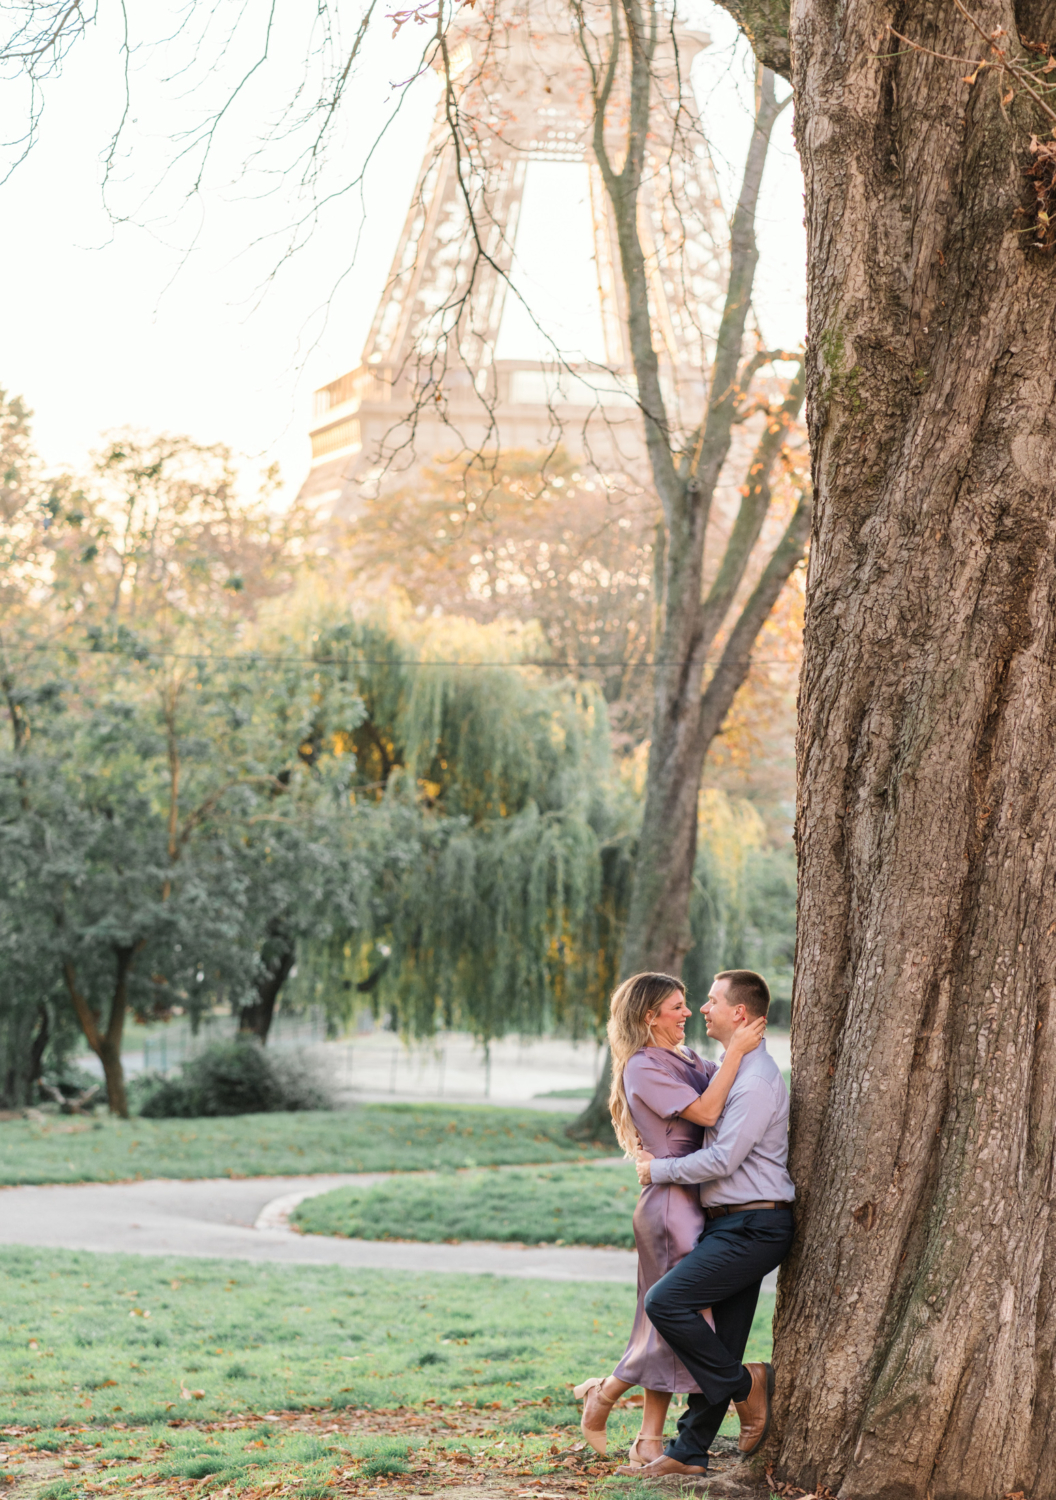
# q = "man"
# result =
<box><xmin>621</xmin><ymin>968</ymin><xmax>795</xmax><ymax>1478</ymax></box>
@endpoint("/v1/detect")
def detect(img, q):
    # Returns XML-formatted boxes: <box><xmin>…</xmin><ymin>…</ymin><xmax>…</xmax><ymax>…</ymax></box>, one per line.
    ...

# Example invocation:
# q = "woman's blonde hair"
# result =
<box><xmin>608</xmin><ymin>971</ymin><xmax>686</xmax><ymax>1155</ymax></box>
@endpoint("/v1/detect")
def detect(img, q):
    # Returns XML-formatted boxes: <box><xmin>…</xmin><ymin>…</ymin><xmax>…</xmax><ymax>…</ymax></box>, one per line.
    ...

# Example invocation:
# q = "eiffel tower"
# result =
<box><xmin>301</xmin><ymin>1</ymin><xmax>720</xmax><ymax>511</ymax></box>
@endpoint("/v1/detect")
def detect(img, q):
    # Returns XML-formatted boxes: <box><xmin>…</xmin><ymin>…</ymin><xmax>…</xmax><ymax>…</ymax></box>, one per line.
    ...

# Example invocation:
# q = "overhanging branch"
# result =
<box><xmin>708</xmin><ymin>0</ymin><xmax>791</xmax><ymax>80</ymax></box>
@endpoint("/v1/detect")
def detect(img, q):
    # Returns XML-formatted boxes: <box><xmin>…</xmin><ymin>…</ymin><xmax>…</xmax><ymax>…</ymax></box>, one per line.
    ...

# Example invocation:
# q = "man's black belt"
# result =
<box><xmin>704</xmin><ymin>1200</ymin><xmax>794</xmax><ymax>1219</ymax></box>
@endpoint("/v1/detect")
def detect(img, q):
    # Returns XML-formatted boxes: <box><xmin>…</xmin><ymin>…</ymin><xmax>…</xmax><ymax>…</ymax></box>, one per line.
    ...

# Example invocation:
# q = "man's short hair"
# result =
<box><xmin>715</xmin><ymin>969</ymin><xmax>771</xmax><ymax>1019</ymax></box>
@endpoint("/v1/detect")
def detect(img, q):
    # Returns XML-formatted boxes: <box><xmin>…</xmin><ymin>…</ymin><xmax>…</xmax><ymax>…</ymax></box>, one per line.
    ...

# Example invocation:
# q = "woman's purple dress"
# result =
<box><xmin>612</xmin><ymin>1045</ymin><xmax>715</xmax><ymax>1393</ymax></box>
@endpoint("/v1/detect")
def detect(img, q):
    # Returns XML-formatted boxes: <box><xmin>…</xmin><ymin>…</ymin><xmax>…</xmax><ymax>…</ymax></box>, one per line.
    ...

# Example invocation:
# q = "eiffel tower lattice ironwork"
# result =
<box><xmin>301</xmin><ymin>1</ymin><xmax>723</xmax><ymax>511</ymax></box>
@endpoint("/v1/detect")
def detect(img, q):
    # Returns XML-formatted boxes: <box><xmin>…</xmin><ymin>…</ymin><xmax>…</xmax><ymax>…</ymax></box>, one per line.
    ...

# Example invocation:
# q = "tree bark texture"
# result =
<box><xmin>761</xmin><ymin>2</ymin><xmax>1056</xmax><ymax>1496</ymax></box>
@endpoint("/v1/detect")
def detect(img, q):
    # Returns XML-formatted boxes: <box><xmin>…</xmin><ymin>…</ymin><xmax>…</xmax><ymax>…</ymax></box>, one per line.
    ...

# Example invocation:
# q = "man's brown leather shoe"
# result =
<box><xmin>734</xmin><ymin>1361</ymin><xmax>775</xmax><ymax>1455</ymax></box>
<box><xmin>614</xmin><ymin>1456</ymin><xmax>707</xmax><ymax>1477</ymax></box>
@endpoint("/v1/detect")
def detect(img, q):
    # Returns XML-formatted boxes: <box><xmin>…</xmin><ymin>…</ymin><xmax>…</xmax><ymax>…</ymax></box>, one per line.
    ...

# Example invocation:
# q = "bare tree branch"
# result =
<box><xmin>699</xmin><ymin>359</ymin><xmax>806</xmax><ymax>648</ymax></box>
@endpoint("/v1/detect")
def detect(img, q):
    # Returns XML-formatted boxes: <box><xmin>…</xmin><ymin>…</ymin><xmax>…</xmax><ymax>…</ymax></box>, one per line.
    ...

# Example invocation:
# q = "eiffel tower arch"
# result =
<box><xmin>300</xmin><ymin>1</ymin><xmax>723</xmax><ymax>512</ymax></box>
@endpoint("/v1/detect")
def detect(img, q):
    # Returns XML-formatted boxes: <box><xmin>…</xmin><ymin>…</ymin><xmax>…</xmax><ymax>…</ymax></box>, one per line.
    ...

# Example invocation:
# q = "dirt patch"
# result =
<box><xmin>1</xmin><ymin>1449</ymin><xmax>70</xmax><ymax>1499</ymax></box>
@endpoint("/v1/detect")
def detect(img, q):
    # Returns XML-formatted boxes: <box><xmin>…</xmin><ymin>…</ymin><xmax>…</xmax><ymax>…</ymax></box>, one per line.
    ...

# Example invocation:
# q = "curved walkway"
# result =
<box><xmin>0</xmin><ymin>1173</ymin><xmax>777</xmax><ymax>1290</ymax></box>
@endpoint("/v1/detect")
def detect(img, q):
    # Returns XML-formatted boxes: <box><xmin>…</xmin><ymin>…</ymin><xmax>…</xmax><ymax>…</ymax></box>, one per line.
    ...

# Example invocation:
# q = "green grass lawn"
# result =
<box><xmin>0</xmin><ymin>1104</ymin><xmax>612</xmax><ymax>1186</ymax></box>
<box><xmin>292</xmin><ymin>1161</ymin><xmax>639</xmax><ymax>1248</ymax></box>
<box><xmin>0</xmin><ymin>1245</ymin><xmax>774</xmax><ymax>1435</ymax></box>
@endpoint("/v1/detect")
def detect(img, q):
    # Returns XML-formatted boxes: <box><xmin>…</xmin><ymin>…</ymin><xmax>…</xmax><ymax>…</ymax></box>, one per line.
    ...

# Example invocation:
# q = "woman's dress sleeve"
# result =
<box><xmin>624</xmin><ymin>1050</ymin><xmax>713</xmax><ymax>1120</ymax></box>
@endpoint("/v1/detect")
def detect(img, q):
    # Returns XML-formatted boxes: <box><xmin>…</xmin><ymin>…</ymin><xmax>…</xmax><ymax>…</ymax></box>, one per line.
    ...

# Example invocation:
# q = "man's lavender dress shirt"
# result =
<box><xmin>648</xmin><ymin>1040</ymin><xmax>796</xmax><ymax>1207</ymax></box>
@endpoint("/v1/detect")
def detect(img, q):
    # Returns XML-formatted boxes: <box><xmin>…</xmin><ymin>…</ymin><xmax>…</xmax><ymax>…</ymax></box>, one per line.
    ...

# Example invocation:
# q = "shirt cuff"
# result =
<box><xmin>649</xmin><ymin>1156</ymin><xmax>675</xmax><ymax>1184</ymax></box>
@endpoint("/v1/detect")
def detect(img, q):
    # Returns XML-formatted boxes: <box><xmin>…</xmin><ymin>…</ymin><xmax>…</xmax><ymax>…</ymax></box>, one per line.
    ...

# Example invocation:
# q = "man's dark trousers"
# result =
<box><xmin>643</xmin><ymin>1207</ymin><xmax>794</xmax><ymax>1468</ymax></box>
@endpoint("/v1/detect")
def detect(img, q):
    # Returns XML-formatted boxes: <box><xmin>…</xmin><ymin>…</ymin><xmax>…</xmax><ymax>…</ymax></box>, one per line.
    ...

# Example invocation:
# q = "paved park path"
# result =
<box><xmin>0</xmin><ymin>1172</ymin><xmax>778</xmax><ymax>1290</ymax></box>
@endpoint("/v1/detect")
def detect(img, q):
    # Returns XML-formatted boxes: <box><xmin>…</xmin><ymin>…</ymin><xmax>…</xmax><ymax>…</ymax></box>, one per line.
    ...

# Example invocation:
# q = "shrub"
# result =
<box><xmin>138</xmin><ymin>1041</ymin><xmax>332</xmax><ymax>1117</ymax></box>
<box><xmin>125</xmin><ymin>1070</ymin><xmax>171</xmax><ymax>1113</ymax></box>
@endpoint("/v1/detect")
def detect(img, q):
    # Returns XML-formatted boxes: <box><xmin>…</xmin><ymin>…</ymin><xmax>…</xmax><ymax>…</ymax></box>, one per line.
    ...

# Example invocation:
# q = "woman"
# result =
<box><xmin>573</xmin><ymin>971</ymin><xmax>764</xmax><ymax>1465</ymax></box>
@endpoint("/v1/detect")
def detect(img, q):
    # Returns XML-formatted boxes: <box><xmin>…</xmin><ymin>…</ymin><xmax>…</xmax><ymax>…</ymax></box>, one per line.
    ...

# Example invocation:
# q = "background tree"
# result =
<box><xmin>3</xmin><ymin>674</ymin><xmax>254</xmax><ymax>1117</ymax></box>
<box><xmin>567</xmin><ymin>25</ymin><xmax>807</xmax><ymax>968</ymax></box>
<box><xmin>288</xmin><ymin>613</ymin><xmax>639</xmax><ymax>1051</ymax></box>
<box><xmin>0</xmin><ymin>411</ymin><xmax>353</xmax><ymax>1112</ymax></box>
<box><xmin>549</xmin><ymin>17</ymin><xmax>809</xmax><ymax>1138</ymax></box>
<box><xmin>199</xmin><ymin>631</ymin><xmax>367</xmax><ymax>1045</ymax></box>
<box><xmin>1</xmin><ymin>389</ymin><xmax>95</xmax><ymax>1104</ymax></box>
<box><xmin>0</xmin><ymin>626</ymin><xmax>367</xmax><ymax>1115</ymax></box>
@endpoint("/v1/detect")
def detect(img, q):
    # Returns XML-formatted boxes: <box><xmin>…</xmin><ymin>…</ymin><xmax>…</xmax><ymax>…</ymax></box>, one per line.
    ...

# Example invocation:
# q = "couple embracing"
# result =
<box><xmin>574</xmin><ymin>969</ymin><xmax>794</xmax><ymax>1478</ymax></box>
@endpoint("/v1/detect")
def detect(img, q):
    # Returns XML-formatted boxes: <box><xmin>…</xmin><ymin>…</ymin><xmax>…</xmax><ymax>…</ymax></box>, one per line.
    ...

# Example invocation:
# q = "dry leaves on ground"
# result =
<box><xmin>2</xmin><ymin>1404</ymin><xmax>618</xmax><ymax>1500</ymax></box>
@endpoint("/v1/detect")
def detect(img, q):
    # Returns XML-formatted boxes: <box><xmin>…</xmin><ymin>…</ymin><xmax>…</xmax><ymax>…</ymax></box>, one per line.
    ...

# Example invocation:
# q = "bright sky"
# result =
<box><xmin>0</xmin><ymin>2</ymin><xmax>805</xmax><ymax>503</ymax></box>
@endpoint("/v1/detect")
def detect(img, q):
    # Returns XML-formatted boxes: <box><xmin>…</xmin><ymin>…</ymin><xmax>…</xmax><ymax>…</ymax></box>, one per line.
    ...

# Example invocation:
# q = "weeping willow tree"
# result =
<box><xmin>288</xmin><ymin>617</ymin><xmax>637</xmax><ymax>1053</ymax></box>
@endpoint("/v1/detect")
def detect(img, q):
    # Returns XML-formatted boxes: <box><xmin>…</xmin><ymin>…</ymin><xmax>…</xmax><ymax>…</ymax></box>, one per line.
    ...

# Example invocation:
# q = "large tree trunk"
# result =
<box><xmin>749</xmin><ymin>2</ymin><xmax>1056</xmax><ymax>1496</ymax></box>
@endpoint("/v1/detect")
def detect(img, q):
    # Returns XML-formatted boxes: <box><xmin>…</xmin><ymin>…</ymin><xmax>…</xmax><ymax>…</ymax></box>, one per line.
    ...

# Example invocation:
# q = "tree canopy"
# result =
<box><xmin>1</xmin><ymin>382</ymin><xmax>796</xmax><ymax>1116</ymax></box>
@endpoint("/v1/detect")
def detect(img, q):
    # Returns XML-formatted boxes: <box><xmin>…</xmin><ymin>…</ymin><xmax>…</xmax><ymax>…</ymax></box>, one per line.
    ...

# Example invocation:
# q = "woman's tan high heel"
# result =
<box><xmin>626</xmin><ymin>1434</ymin><xmax>665</xmax><ymax>1468</ymax></box>
<box><xmin>573</xmin><ymin>1377</ymin><xmax>616</xmax><ymax>1456</ymax></box>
